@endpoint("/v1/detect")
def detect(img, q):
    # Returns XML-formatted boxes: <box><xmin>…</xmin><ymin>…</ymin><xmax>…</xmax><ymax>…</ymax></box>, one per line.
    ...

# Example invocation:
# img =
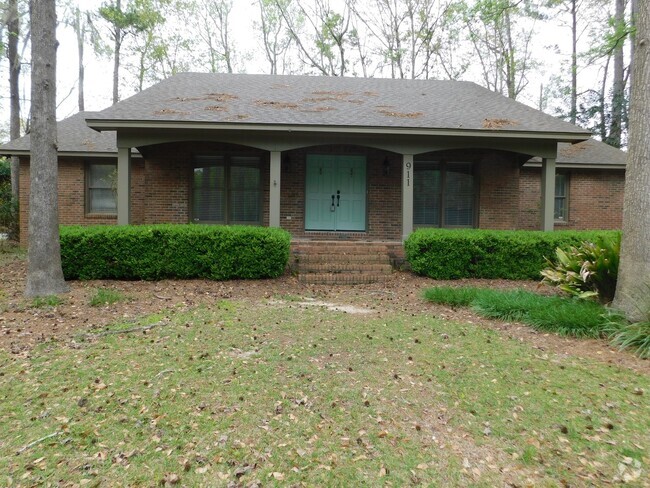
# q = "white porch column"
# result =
<box><xmin>402</xmin><ymin>154</ymin><xmax>414</xmax><ymax>241</ymax></box>
<box><xmin>269</xmin><ymin>151</ymin><xmax>281</xmax><ymax>228</ymax></box>
<box><xmin>540</xmin><ymin>157</ymin><xmax>556</xmax><ymax>231</ymax></box>
<box><xmin>117</xmin><ymin>146</ymin><xmax>131</xmax><ymax>225</ymax></box>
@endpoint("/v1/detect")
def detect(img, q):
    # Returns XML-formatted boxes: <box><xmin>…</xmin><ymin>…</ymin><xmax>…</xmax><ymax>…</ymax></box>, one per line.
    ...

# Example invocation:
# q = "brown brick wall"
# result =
<box><xmin>518</xmin><ymin>167</ymin><xmax>625</xmax><ymax>230</ymax></box>
<box><xmin>477</xmin><ymin>154</ymin><xmax>520</xmax><ymax>229</ymax></box>
<box><xmin>280</xmin><ymin>145</ymin><xmax>402</xmax><ymax>240</ymax></box>
<box><xmin>19</xmin><ymin>156</ymin><xmax>145</xmax><ymax>246</ymax></box>
<box><xmin>17</xmin><ymin>145</ymin><xmax>624</xmax><ymax>247</ymax></box>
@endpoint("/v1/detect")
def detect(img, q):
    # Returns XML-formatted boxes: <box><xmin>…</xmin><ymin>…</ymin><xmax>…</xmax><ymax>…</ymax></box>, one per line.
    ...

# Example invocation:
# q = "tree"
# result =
<box><xmin>612</xmin><ymin>0</ymin><xmax>649</xmax><ymax>321</ymax></box>
<box><xmin>256</xmin><ymin>0</ymin><xmax>294</xmax><ymax>74</ymax></box>
<box><xmin>25</xmin><ymin>0</ymin><xmax>68</xmax><ymax>297</ymax></box>
<box><xmin>6</xmin><ymin>0</ymin><xmax>20</xmax><ymax>204</ymax></box>
<box><xmin>462</xmin><ymin>0</ymin><xmax>540</xmax><ymax>100</ymax></box>
<box><xmin>274</xmin><ymin>0</ymin><xmax>352</xmax><ymax>76</ymax></box>
<box><xmin>99</xmin><ymin>0</ymin><xmax>164</xmax><ymax>103</ymax></box>
<box><xmin>61</xmin><ymin>3</ymin><xmax>100</xmax><ymax>111</ymax></box>
<box><xmin>606</xmin><ymin>0</ymin><xmax>627</xmax><ymax>147</ymax></box>
<box><xmin>190</xmin><ymin>0</ymin><xmax>237</xmax><ymax>73</ymax></box>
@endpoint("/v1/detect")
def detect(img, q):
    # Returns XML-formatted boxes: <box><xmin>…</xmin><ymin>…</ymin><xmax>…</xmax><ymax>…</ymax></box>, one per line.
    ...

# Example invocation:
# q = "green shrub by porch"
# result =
<box><xmin>405</xmin><ymin>229</ymin><xmax>621</xmax><ymax>280</ymax></box>
<box><xmin>60</xmin><ymin>224</ymin><xmax>291</xmax><ymax>280</ymax></box>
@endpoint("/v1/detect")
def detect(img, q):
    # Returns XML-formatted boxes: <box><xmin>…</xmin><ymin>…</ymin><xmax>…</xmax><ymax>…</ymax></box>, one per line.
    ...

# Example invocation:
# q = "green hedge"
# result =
<box><xmin>60</xmin><ymin>224</ymin><xmax>291</xmax><ymax>280</ymax></box>
<box><xmin>405</xmin><ymin>229</ymin><xmax>621</xmax><ymax>280</ymax></box>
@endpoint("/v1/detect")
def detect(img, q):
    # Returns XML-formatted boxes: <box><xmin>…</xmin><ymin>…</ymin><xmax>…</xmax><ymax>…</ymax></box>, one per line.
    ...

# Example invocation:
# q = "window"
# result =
<box><xmin>554</xmin><ymin>173</ymin><xmax>568</xmax><ymax>222</ymax></box>
<box><xmin>414</xmin><ymin>161</ymin><xmax>476</xmax><ymax>228</ymax></box>
<box><xmin>192</xmin><ymin>155</ymin><xmax>262</xmax><ymax>224</ymax></box>
<box><xmin>87</xmin><ymin>162</ymin><xmax>117</xmax><ymax>214</ymax></box>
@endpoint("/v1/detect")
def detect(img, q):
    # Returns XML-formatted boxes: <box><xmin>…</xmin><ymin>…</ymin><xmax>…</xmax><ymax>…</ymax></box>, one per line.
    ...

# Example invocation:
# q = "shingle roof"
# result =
<box><xmin>87</xmin><ymin>73</ymin><xmax>590</xmax><ymax>138</ymax></box>
<box><xmin>0</xmin><ymin>111</ymin><xmax>120</xmax><ymax>156</ymax></box>
<box><xmin>527</xmin><ymin>139</ymin><xmax>627</xmax><ymax>168</ymax></box>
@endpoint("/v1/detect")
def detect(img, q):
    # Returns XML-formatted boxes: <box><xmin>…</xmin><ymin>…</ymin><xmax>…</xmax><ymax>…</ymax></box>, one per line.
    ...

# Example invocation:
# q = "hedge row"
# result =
<box><xmin>60</xmin><ymin>224</ymin><xmax>291</xmax><ymax>280</ymax></box>
<box><xmin>405</xmin><ymin>229</ymin><xmax>621</xmax><ymax>280</ymax></box>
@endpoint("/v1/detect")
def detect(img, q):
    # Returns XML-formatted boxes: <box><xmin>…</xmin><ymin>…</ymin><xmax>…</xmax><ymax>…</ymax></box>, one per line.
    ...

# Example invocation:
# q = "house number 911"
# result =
<box><xmin>406</xmin><ymin>162</ymin><xmax>412</xmax><ymax>187</ymax></box>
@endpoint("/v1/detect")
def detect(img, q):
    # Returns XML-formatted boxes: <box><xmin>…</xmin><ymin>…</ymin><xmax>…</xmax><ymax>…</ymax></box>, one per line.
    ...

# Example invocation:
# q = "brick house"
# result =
<box><xmin>1</xmin><ymin>73</ymin><xmax>626</xmax><ymax>249</ymax></box>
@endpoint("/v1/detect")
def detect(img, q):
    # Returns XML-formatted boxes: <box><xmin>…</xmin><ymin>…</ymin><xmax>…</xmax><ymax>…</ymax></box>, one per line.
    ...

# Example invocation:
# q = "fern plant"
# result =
<box><xmin>541</xmin><ymin>234</ymin><xmax>620</xmax><ymax>304</ymax></box>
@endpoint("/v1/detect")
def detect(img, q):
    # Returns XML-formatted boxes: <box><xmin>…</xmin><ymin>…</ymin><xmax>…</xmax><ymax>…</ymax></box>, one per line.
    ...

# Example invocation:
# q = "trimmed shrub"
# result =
<box><xmin>60</xmin><ymin>224</ymin><xmax>291</xmax><ymax>280</ymax></box>
<box><xmin>405</xmin><ymin>229</ymin><xmax>621</xmax><ymax>280</ymax></box>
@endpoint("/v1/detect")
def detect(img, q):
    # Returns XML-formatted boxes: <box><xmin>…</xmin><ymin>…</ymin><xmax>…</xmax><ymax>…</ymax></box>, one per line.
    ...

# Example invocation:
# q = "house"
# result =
<box><xmin>1</xmin><ymin>73</ymin><xmax>626</xmax><ymax>251</ymax></box>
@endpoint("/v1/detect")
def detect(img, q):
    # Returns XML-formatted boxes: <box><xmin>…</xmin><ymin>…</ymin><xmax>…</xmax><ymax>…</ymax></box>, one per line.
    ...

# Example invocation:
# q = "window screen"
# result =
<box><xmin>554</xmin><ymin>173</ymin><xmax>568</xmax><ymax>221</ymax></box>
<box><xmin>87</xmin><ymin>163</ymin><xmax>117</xmax><ymax>214</ymax></box>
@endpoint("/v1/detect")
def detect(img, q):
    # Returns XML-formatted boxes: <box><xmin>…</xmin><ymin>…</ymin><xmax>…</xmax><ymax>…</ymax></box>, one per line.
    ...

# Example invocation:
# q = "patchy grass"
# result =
<box><xmin>1</xmin><ymin>299</ymin><xmax>649</xmax><ymax>486</ymax></box>
<box><xmin>89</xmin><ymin>288</ymin><xmax>129</xmax><ymax>307</ymax></box>
<box><xmin>31</xmin><ymin>295</ymin><xmax>65</xmax><ymax>308</ymax></box>
<box><xmin>425</xmin><ymin>286</ymin><xmax>609</xmax><ymax>337</ymax></box>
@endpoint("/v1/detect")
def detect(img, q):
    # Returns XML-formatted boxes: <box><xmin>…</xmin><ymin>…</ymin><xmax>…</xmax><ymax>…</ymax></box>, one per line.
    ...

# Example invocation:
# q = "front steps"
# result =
<box><xmin>291</xmin><ymin>241</ymin><xmax>395</xmax><ymax>285</ymax></box>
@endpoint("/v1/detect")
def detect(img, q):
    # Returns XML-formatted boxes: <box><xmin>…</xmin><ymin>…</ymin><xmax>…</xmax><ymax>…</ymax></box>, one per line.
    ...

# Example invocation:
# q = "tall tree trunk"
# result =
<box><xmin>112</xmin><ymin>0</ymin><xmax>122</xmax><ymax>104</ymax></box>
<box><xmin>613</xmin><ymin>1</ymin><xmax>649</xmax><ymax>321</ymax></box>
<box><xmin>608</xmin><ymin>0</ymin><xmax>626</xmax><ymax>147</ymax></box>
<box><xmin>8</xmin><ymin>0</ymin><xmax>21</xmax><ymax>206</ymax></box>
<box><xmin>76</xmin><ymin>8</ymin><xmax>85</xmax><ymax>111</ymax></box>
<box><xmin>570</xmin><ymin>0</ymin><xmax>577</xmax><ymax>124</ymax></box>
<box><xmin>25</xmin><ymin>0</ymin><xmax>69</xmax><ymax>297</ymax></box>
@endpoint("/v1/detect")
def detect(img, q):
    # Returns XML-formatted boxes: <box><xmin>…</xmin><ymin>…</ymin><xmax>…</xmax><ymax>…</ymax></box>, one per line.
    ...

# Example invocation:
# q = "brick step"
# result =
<box><xmin>298</xmin><ymin>263</ymin><xmax>393</xmax><ymax>274</ymax></box>
<box><xmin>293</xmin><ymin>253</ymin><xmax>390</xmax><ymax>265</ymax></box>
<box><xmin>292</xmin><ymin>245</ymin><xmax>390</xmax><ymax>254</ymax></box>
<box><xmin>298</xmin><ymin>273</ymin><xmax>391</xmax><ymax>285</ymax></box>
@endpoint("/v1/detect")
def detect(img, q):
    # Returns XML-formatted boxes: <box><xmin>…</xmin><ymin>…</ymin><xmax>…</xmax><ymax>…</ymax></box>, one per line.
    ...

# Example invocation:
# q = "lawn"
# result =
<box><xmin>1</xmin><ymin>295</ymin><xmax>648</xmax><ymax>486</ymax></box>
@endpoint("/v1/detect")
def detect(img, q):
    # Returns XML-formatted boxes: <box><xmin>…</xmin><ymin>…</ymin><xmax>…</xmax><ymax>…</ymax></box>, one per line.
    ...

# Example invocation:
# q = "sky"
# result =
<box><xmin>0</xmin><ymin>0</ymin><xmax>619</xmax><ymax>142</ymax></box>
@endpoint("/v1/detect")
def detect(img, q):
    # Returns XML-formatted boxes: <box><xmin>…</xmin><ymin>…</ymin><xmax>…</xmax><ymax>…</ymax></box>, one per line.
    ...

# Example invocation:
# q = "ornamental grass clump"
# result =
<box><xmin>540</xmin><ymin>234</ymin><xmax>620</xmax><ymax>304</ymax></box>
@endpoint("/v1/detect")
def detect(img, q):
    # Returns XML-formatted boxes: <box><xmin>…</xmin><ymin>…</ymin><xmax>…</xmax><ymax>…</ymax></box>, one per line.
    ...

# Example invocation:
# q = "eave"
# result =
<box><xmin>85</xmin><ymin>119</ymin><xmax>591</xmax><ymax>144</ymax></box>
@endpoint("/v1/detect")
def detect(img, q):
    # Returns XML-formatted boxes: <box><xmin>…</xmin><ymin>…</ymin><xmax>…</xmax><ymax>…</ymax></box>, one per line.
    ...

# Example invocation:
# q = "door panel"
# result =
<box><xmin>305</xmin><ymin>155</ymin><xmax>366</xmax><ymax>231</ymax></box>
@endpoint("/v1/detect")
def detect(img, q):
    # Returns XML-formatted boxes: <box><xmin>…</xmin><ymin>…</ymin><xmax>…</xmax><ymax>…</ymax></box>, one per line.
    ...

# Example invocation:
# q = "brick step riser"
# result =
<box><xmin>298</xmin><ymin>264</ymin><xmax>393</xmax><ymax>274</ymax></box>
<box><xmin>293</xmin><ymin>255</ymin><xmax>391</xmax><ymax>265</ymax></box>
<box><xmin>292</xmin><ymin>246</ymin><xmax>390</xmax><ymax>254</ymax></box>
<box><xmin>298</xmin><ymin>274</ymin><xmax>390</xmax><ymax>285</ymax></box>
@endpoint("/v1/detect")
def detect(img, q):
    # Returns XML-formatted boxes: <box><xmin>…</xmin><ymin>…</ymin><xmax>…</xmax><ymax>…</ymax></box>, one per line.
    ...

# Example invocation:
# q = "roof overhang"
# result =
<box><xmin>85</xmin><ymin>119</ymin><xmax>591</xmax><ymax>144</ymax></box>
<box><xmin>524</xmin><ymin>161</ymin><xmax>625</xmax><ymax>170</ymax></box>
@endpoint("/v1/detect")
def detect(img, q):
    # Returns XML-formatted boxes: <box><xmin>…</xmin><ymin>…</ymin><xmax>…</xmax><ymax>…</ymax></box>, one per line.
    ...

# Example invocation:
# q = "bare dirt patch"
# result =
<box><xmin>1</xmin><ymin>256</ymin><xmax>647</xmax><ymax>375</ymax></box>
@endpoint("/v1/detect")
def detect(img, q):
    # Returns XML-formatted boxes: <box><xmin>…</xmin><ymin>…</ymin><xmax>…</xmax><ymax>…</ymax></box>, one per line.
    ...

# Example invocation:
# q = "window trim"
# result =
<box><xmin>85</xmin><ymin>160</ymin><xmax>118</xmax><ymax>216</ymax></box>
<box><xmin>554</xmin><ymin>172</ymin><xmax>569</xmax><ymax>223</ymax></box>
<box><xmin>413</xmin><ymin>159</ymin><xmax>478</xmax><ymax>229</ymax></box>
<box><xmin>190</xmin><ymin>153</ymin><xmax>264</xmax><ymax>226</ymax></box>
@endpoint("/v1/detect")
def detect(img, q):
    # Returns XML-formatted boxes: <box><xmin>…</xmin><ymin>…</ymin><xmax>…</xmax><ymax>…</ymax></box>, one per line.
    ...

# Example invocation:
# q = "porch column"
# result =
<box><xmin>402</xmin><ymin>154</ymin><xmax>414</xmax><ymax>241</ymax></box>
<box><xmin>269</xmin><ymin>151</ymin><xmax>281</xmax><ymax>228</ymax></box>
<box><xmin>117</xmin><ymin>146</ymin><xmax>131</xmax><ymax>225</ymax></box>
<box><xmin>540</xmin><ymin>157</ymin><xmax>556</xmax><ymax>231</ymax></box>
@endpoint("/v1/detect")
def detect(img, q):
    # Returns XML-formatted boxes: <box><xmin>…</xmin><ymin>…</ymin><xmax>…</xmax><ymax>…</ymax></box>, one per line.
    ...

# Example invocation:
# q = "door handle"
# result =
<box><xmin>331</xmin><ymin>194</ymin><xmax>335</xmax><ymax>212</ymax></box>
<box><xmin>337</xmin><ymin>190</ymin><xmax>340</xmax><ymax>207</ymax></box>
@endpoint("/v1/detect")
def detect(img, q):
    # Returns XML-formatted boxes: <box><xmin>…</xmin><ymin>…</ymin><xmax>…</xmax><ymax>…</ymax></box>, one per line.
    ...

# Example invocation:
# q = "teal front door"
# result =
<box><xmin>305</xmin><ymin>155</ymin><xmax>367</xmax><ymax>231</ymax></box>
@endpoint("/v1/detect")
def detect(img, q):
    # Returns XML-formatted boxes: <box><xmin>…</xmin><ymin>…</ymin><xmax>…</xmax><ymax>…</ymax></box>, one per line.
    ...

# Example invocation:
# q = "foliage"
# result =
<box><xmin>89</xmin><ymin>288</ymin><xmax>128</xmax><ymax>307</ymax></box>
<box><xmin>59</xmin><ymin>224</ymin><xmax>291</xmax><ymax>281</ymax></box>
<box><xmin>31</xmin><ymin>295</ymin><xmax>64</xmax><ymax>308</ymax></box>
<box><xmin>541</xmin><ymin>234</ymin><xmax>620</xmax><ymax>303</ymax></box>
<box><xmin>424</xmin><ymin>286</ymin><xmax>609</xmax><ymax>337</ymax></box>
<box><xmin>405</xmin><ymin>229</ymin><xmax>620</xmax><ymax>280</ymax></box>
<box><xmin>607</xmin><ymin>285</ymin><xmax>650</xmax><ymax>359</ymax></box>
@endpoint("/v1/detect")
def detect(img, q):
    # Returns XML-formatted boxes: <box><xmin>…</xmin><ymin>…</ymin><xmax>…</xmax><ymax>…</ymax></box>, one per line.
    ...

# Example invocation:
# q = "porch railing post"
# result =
<box><xmin>270</xmin><ymin>151</ymin><xmax>281</xmax><ymax>228</ymax></box>
<box><xmin>117</xmin><ymin>146</ymin><xmax>131</xmax><ymax>225</ymax></box>
<box><xmin>541</xmin><ymin>157</ymin><xmax>556</xmax><ymax>231</ymax></box>
<box><xmin>402</xmin><ymin>154</ymin><xmax>414</xmax><ymax>241</ymax></box>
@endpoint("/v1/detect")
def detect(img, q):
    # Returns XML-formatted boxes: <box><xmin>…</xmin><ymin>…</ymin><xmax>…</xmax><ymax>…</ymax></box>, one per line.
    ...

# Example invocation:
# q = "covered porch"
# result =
<box><xmin>111</xmin><ymin>127</ymin><xmax>562</xmax><ymax>241</ymax></box>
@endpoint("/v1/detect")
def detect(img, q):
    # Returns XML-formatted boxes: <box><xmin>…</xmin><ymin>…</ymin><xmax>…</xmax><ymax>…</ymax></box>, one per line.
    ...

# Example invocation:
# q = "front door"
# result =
<box><xmin>305</xmin><ymin>155</ymin><xmax>366</xmax><ymax>231</ymax></box>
